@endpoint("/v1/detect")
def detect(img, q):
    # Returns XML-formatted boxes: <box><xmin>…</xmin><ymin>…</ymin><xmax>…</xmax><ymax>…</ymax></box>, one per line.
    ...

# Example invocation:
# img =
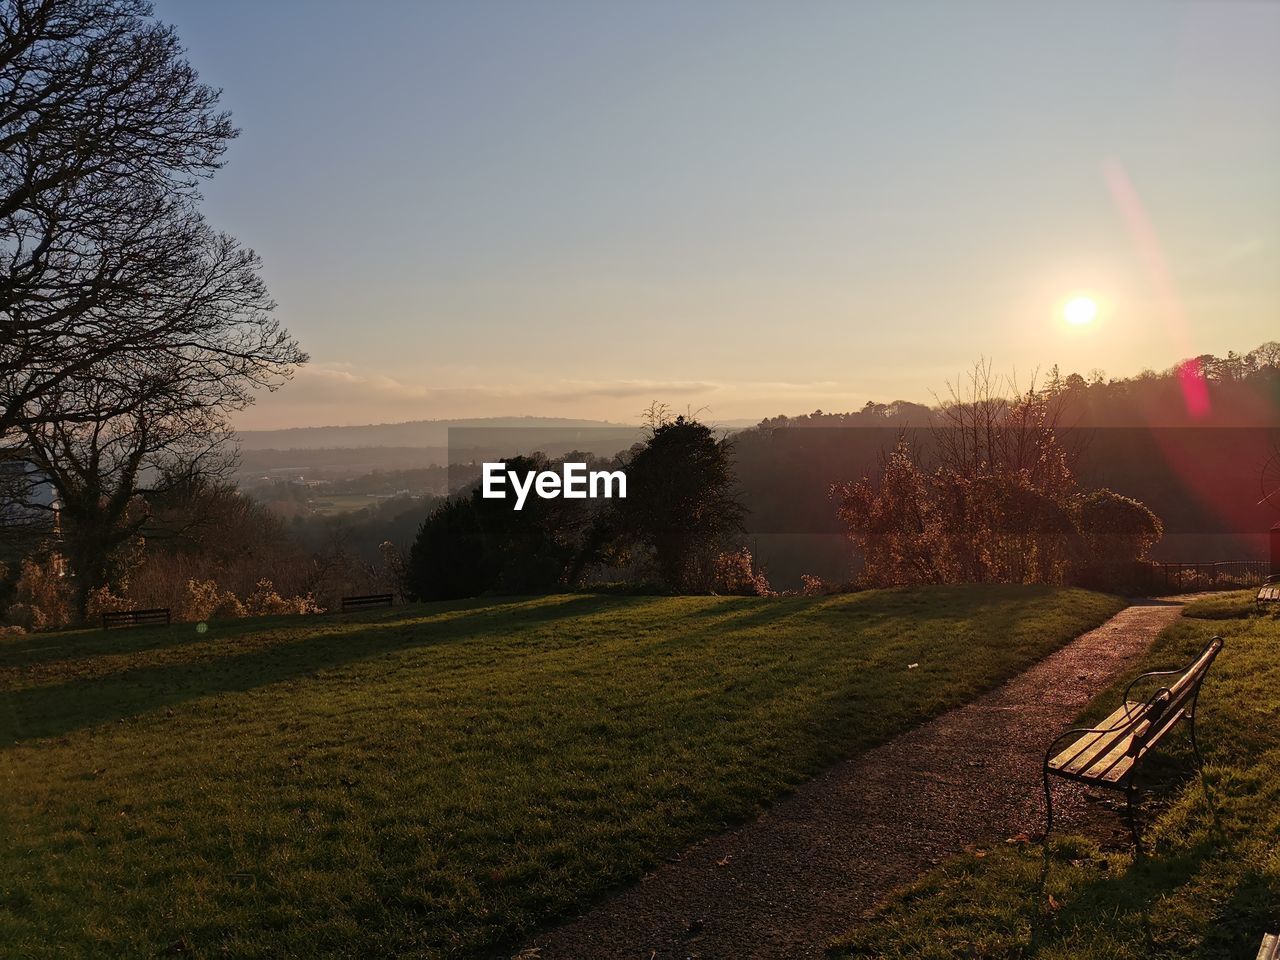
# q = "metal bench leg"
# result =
<box><xmin>1042</xmin><ymin>764</ymin><xmax>1055</xmax><ymax>840</ymax></box>
<box><xmin>1125</xmin><ymin>783</ymin><xmax>1143</xmax><ymax>856</ymax></box>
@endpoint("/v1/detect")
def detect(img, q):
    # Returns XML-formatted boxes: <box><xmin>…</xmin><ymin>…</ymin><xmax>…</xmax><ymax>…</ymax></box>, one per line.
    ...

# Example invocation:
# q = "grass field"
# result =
<box><xmin>307</xmin><ymin>492</ymin><xmax>390</xmax><ymax>515</ymax></box>
<box><xmin>834</xmin><ymin>592</ymin><xmax>1280</xmax><ymax>959</ymax></box>
<box><xmin>0</xmin><ymin>586</ymin><xmax>1123</xmax><ymax>959</ymax></box>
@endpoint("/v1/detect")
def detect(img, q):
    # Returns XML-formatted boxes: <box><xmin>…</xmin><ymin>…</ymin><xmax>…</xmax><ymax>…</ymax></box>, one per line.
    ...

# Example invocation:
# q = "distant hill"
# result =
<box><xmin>233</xmin><ymin>417</ymin><xmax>654</xmax><ymax>477</ymax></box>
<box><xmin>235</xmin><ymin>417</ymin><xmax>639</xmax><ymax>451</ymax></box>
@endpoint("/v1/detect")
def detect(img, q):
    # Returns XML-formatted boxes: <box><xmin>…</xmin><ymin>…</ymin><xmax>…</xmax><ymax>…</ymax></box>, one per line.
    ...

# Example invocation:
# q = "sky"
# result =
<box><xmin>154</xmin><ymin>0</ymin><xmax>1280</xmax><ymax>430</ymax></box>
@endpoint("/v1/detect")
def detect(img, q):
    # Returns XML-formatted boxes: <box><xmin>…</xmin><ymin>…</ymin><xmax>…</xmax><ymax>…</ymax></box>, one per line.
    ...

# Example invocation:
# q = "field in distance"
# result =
<box><xmin>0</xmin><ymin>586</ymin><xmax>1124</xmax><ymax>958</ymax></box>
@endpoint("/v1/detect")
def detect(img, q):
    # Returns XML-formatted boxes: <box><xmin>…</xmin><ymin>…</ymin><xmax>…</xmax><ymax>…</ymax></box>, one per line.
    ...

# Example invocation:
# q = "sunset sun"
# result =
<box><xmin>1063</xmin><ymin>296</ymin><xmax>1098</xmax><ymax>326</ymax></box>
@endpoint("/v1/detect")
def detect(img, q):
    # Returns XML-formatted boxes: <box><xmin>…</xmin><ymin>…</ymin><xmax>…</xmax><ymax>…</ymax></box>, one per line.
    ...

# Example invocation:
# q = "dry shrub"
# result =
<box><xmin>711</xmin><ymin>548</ymin><xmax>773</xmax><ymax>597</ymax></box>
<box><xmin>245</xmin><ymin>579</ymin><xmax>323</xmax><ymax>617</ymax></box>
<box><xmin>211</xmin><ymin>591</ymin><xmax>247</xmax><ymax>620</ymax></box>
<box><xmin>85</xmin><ymin>585</ymin><xmax>134</xmax><ymax>621</ymax></box>
<box><xmin>0</xmin><ymin>624</ymin><xmax>27</xmax><ymax>637</ymax></box>
<box><xmin>800</xmin><ymin>573</ymin><xmax>834</xmax><ymax>597</ymax></box>
<box><xmin>7</xmin><ymin>554</ymin><xmax>72</xmax><ymax>631</ymax></box>
<box><xmin>178</xmin><ymin>579</ymin><xmax>245</xmax><ymax>622</ymax></box>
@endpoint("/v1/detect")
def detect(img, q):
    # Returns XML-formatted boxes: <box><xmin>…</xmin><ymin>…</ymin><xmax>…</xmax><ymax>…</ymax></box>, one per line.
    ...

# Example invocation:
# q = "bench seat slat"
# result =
<box><xmin>1050</xmin><ymin>702</ymin><xmax>1148</xmax><ymax>784</ymax></box>
<box><xmin>1094</xmin><ymin>711</ymin><xmax>1190</xmax><ymax>785</ymax></box>
<box><xmin>1051</xmin><ymin>702</ymin><xmax>1141</xmax><ymax>771</ymax></box>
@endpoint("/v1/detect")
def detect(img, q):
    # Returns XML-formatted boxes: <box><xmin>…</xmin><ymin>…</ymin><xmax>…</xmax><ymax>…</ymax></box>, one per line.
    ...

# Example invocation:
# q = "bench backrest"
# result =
<box><xmin>340</xmin><ymin>593</ymin><xmax>393</xmax><ymax>609</ymax></box>
<box><xmin>102</xmin><ymin>608</ymin><xmax>172</xmax><ymax>630</ymax></box>
<box><xmin>1134</xmin><ymin>637</ymin><xmax>1222</xmax><ymax>755</ymax></box>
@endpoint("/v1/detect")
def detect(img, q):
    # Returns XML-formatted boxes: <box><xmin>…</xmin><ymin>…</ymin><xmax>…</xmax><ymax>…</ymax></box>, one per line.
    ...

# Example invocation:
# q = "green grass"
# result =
<box><xmin>0</xmin><ymin>586</ymin><xmax>1123</xmax><ymax>959</ymax></box>
<box><xmin>834</xmin><ymin>597</ymin><xmax>1280</xmax><ymax>959</ymax></box>
<box><xmin>1181</xmin><ymin>588</ymin><xmax>1280</xmax><ymax>622</ymax></box>
<box><xmin>308</xmin><ymin>492</ymin><xmax>384</xmax><ymax>515</ymax></box>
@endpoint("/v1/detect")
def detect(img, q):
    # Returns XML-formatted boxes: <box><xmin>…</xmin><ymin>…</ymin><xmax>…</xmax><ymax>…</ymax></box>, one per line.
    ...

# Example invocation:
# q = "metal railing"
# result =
<box><xmin>1143</xmin><ymin>560</ymin><xmax>1273</xmax><ymax>593</ymax></box>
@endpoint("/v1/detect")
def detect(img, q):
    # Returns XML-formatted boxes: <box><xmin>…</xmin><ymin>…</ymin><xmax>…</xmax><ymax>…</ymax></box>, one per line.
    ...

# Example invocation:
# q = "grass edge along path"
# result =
<box><xmin>832</xmin><ymin>590</ymin><xmax>1280</xmax><ymax>960</ymax></box>
<box><xmin>530</xmin><ymin>597</ymin><xmax>1183</xmax><ymax>959</ymax></box>
<box><xmin>1</xmin><ymin>585</ymin><xmax>1122</xmax><ymax>959</ymax></box>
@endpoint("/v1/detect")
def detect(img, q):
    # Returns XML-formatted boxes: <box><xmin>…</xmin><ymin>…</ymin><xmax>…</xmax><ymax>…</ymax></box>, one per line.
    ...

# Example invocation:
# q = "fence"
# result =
<box><xmin>1142</xmin><ymin>560</ymin><xmax>1272</xmax><ymax>594</ymax></box>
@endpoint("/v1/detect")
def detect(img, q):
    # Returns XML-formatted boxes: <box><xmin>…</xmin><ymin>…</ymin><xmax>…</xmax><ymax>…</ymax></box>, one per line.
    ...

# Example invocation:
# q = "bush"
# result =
<box><xmin>85</xmin><ymin>585</ymin><xmax>134</xmax><ymax>622</ymax></box>
<box><xmin>178</xmin><ymin>579</ymin><xmax>246</xmax><ymax>621</ymax></box>
<box><xmin>1071</xmin><ymin>489</ymin><xmax>1164</xmax><ymax>590</ymax></box>
<box><xmin>799</xmin><ymin>574</ymin><xmax>839</xmax><ymax>597</ymax></box>
<box><xmin>711</xmin><ymin>548</ymin><xmax>773</xmax><ymax>596</ymax></box>
<box><xmin>7</xmin><ymin>554</ymin><xmax>72</xmax><ymax>631</ymax></box>
<box><xmin>245</xmin><ymin>579</ymin><xmax>322</xmax><ymax>617</ymax></box>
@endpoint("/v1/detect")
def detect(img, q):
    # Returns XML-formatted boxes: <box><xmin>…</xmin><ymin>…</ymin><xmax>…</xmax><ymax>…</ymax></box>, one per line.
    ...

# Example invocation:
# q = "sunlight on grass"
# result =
<box><xmin>0</xmin><ymin>586</ymin><xmax>1122</xmax><ymax>958</ymax></box>
<box><xmin>833</xmin><ymin>601</ymin><xmax>1280</xmax><ymax>960</ymax></box>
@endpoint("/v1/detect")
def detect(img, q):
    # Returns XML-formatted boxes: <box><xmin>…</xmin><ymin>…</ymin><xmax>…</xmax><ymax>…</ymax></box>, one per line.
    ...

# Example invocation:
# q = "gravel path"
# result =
<box><xmin>527</xmin><ymin>597</ymin><xmax>1196</xmax><ymax>960</ymax></box>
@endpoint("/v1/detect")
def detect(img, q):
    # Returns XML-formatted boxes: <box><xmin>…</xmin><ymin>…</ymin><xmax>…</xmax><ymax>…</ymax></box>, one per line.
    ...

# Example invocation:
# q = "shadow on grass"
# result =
<box><xmin>1031</xmin><ymin>838</ymin><xmax>1217</xmax><ymax>954</ymax></box>
<box><xmin>0</xmin><ymin>594</ymin><xmax>633</xmax><ymax>744</ymax></box>
<box><xmin>3</xmin><ymin>585</ymin><xmax>1110</xmax><ymax>748</ymax></box>
<box><xmin>1196</xmin><ymin>866</ymin><xmax>1280</xmax><ymax>958</ymax></box>
<box><xmin>0</xmin><ymin>595</ymin><xmax>577</xmax><ymax>669</ymax></box>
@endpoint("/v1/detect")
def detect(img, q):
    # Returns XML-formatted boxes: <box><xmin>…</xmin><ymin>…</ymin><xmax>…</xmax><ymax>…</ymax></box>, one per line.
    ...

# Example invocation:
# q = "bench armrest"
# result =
<box><xmin>1123</xmin><ymin>669</ymin><xmax>1184</xmax><ymax>706</ymax></box>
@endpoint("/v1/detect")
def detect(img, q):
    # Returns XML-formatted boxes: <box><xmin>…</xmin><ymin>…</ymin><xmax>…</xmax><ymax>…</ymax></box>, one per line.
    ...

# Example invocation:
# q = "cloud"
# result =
<box><xmin>535</xmin><ymin>379</ymin><xmax>720</xmax><ymax>402</ymax></box>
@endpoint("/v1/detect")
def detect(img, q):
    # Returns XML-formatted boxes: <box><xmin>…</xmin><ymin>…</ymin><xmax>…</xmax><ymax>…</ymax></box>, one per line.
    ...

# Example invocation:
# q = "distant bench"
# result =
<box><xmin>1257</xmin><ymin>576</ymin><xmax>1280</xmax><ymax>609</ymax></box>
<box><xmin>339</xmin><ymin>593</ymin><xmax>394</xmax><ymax>613</ymax></box>
<box><xmin>102</xmin><ymin>608</ymin><xmax>172</xmax><ymax>631</ymax></box>
<box><xmin>1043</xmin><ymin>636</ymin><xmax>1223</xmax><ymax>851</ymax></box>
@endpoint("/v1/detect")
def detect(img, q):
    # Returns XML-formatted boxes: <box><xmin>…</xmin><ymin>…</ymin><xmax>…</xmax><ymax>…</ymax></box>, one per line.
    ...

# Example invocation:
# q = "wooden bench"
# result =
<box><xmin>339</xmin><ymin>593</ymin><xmax>394</xmax><ymax>613</ymax></box>
<box><xmin>1258</xmin><ymin>933</ymin><xmax>1279</xmax><ymax>960</ymax></box>
<box><xmin>1043</xmin><ymin>636</ymin><xmax>1223</xmax><ymax>850</ymax></box>
<box><xmin>102</xmin><ymin>608</ymin><xmax>172</xmax><ymax>631</ymax></box>
<box><xmin>1257</xmin><ymin>576</ymin><xmax>1280</xmax><ymax>609</ymax></box>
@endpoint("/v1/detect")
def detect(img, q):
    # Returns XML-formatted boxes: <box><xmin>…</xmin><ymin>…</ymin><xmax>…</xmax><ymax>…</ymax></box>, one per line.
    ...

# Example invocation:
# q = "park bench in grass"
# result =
<box><xmin>101</xmin><ymin>608</ymin><xmax>172</xmax><ymax>631</ymax></box>
<box><xmin>1257</xmin><ymin>576</ymin><xmax>1280</xmax><ymax>610</ymax></box>
<box><xmin>1259</xmin><ymin>933</ymin><xmax>1279</xmax><ymax>960</ymax></box>
<box><xmin>340</xmin><ymin>593</ymin><xmax>394</xmax><ymax>613</ymax></box>
<box><xmin>1042</xmin><ymin>636</ymin><xmax>1223</xmax><ymax>851</ymax></box>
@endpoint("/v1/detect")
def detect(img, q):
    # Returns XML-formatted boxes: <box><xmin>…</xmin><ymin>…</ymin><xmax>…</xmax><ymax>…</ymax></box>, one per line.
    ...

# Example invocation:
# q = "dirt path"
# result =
<box><xmin>527</xmin><ymin>597</ymin><xmax>1196</xmax><ymax>960</ymax></box>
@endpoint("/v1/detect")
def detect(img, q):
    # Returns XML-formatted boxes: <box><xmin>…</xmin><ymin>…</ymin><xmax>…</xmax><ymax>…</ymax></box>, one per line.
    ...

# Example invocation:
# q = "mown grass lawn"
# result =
<box><xmin>834</xmin><ymin>591</ymin><xmax>1280</xmax><ymax>960</ymax></box>
<box><xmin>0</xmin><ymin>586</ymin><xmax>1123</xmax><ymax>959</ymax></box>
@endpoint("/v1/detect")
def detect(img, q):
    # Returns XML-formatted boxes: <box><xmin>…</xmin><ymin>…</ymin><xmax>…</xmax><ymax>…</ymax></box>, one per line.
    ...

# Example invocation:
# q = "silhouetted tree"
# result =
<box><xmin>1</xmin><ymin>0</ymin><xmax>305</xmax><ymax>618</ymax></box>
<box><xmin>405</xmin><ymin>497</ymin><xmax>493</xmax><ymax>601</ymax></box>
<box><xmin>614</xmin><ymin>414</ymin><xmax>744</xmax><ymax>592</ymax></box>
<box><xmin>404</xmin><ymin>455</ymin><xmax>593</xmax><ymax>600</ymax></box>
<box><xmin>1</xmin><ymin>0</ymin><xmax>301</xmax><ymax>439</ymax></box>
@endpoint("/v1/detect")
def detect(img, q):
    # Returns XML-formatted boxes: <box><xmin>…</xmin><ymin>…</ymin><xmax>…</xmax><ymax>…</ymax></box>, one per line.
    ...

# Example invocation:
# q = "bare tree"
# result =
<box><xmin>18</xmin><ymin>361</ymin><xmax>231</xmax><ymax>618</ymax></box>
<box><xmin>0</xmin><ymin>0</ymin><xmax>255</xmax><ymax>437</ymax></box>
<box><xmin>1</xmin><ymin>0</ymin><xmax>306</xmax><ymax>618</ymax></box>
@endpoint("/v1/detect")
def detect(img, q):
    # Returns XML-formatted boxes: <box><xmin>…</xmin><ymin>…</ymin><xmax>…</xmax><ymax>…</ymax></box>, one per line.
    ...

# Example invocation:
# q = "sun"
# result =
<box><xmin>1063</xmin><ymin>296</ymin><xmax>1098</xmax><ymax>326</ymax></box>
